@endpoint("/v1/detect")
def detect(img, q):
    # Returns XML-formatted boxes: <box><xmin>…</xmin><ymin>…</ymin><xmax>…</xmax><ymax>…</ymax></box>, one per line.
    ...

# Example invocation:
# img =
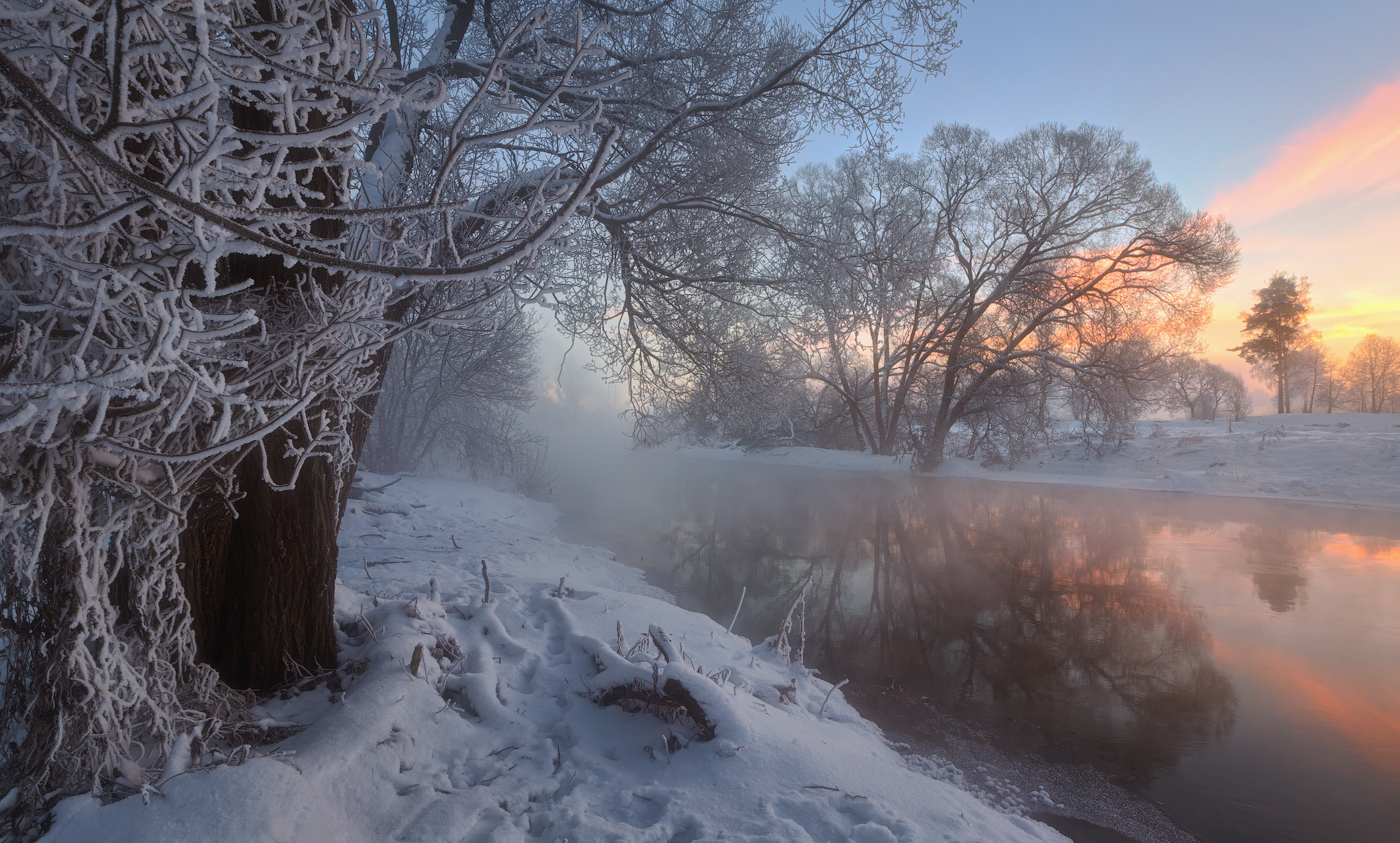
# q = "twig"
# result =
<box><xmin>649</xmin><ymin>625</ymin><xmax>679</xmax><ymax>664</ymax></box>
<box><xmin>819</xmin><ymin>679</ymin><xmax>849</xmax><ymax>717</ymax></box>
<box><xmin>356</xmin><ymin>606</ymin><xmax>381</xmax><ymax>642</ymax></box>
<box><xmin>773</xmin><ymin>575</ymin><xmax>812</xmax><ymax>665</ymax></box>
<box><xmin>451</xmin><ymin>534</ymin><xmax>461</xmax><ymax>549</ymax></box>
<box><xmin>727</xmin><ymin>586</ymin><xmax>746</xmax><ymax>634</ymax></box>
<box><xmin>481</xmin><ymin>559</ymin><xmax>491</xmax><ymax>603</ymax></box>
<box><xmin>355</xmin><ymin>477</ymin><xmax>402</xmax><ymax>494</ymax></box>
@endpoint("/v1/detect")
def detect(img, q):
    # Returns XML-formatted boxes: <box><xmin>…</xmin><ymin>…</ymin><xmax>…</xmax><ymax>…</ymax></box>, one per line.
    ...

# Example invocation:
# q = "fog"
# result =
<box><xmin>522</xmin><ymin>318</ymin><xmax>639</xmax><ymax>497</ymax></box>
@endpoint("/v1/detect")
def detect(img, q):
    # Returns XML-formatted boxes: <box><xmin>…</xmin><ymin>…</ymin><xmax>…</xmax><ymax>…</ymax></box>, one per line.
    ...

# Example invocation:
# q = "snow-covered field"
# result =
<box><xmin>682</xmin><ymin>413</ymin><xmax>1400</xmax><ymax>510</ymax></box>
<box><xmin>41</xmin><ymin>476</ymin><xmax>1067</xmax><ymax>843</ymax></box>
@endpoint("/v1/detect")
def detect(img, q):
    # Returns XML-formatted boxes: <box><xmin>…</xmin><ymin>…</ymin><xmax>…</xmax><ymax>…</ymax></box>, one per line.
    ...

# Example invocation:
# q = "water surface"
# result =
<box><xmin>555</xmin><ymin>454</ymin><xmax>1400</xmax><ymax>843</ymax></box>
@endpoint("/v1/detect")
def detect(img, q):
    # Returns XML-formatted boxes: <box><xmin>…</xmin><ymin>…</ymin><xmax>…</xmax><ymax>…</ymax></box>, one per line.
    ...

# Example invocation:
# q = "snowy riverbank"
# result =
<box><xmin>678</xmin><ymin>413</ymin><xmax>1400</xmax><ymax>511</ymax></box>
<box><xmin>41</xmin><ymin>475</ymin><xmax>1067</xmax><ymax>843</ymax></box>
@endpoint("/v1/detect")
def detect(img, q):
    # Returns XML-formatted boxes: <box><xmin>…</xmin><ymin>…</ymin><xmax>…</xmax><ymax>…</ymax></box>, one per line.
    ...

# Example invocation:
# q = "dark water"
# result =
<box><xmin>555</xmin><ymin>454</ymin><xmax>1400</xmax><ymax>843</ymax></box>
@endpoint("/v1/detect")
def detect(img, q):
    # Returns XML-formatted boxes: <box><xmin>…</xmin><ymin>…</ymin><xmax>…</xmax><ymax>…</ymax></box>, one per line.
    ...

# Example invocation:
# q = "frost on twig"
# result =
<box><xmin>727</xmin><ymin>586</ymin><xmax>746</xmax><ymax>634</ymax></box>
<box><xmin>771</xmin><ymin>575</ymin><xmax>813</xmax><ymax>666</ymax></box>
<box><xmin>648</xmin><ymin>624</ymin><xmax>679</xmax><ymax>664</ymax></box>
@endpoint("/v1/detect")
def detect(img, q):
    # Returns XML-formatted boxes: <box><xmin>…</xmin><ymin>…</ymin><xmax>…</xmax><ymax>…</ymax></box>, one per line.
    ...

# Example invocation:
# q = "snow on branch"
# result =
<box><xmin>0</xmin><ymin>0</ymin><xmax>623</xmax><ymax>816</ymax></box>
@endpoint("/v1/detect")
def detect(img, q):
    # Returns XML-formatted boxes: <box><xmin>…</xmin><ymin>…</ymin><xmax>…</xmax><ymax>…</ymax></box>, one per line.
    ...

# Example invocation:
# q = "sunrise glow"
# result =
<box><xmin>1203</xmin><ymin>74</ymin><xmax>1400</xmax><ymax>375</ymax></box>
<box><xmin>1212</xmin><ymin>78</ymin><xmax>1400</xmax><ymax>227</ymax></box>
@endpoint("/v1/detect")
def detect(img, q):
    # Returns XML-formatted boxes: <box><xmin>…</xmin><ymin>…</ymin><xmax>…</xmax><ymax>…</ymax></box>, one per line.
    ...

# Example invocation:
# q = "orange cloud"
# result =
<box><xmin>1212</xmin><ymin>76</ymin><xmax>1400</xmax><ymax>227</ymax></box>
<box><xmin>1201</xmin><ymin>75</ymin><xmax>1400</xmax><ymax>376</ymax></box>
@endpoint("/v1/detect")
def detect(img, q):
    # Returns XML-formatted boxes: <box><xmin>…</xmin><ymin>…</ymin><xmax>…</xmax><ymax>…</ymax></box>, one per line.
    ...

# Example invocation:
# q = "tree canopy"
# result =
<box><xmin>1232</xmin><ymin>272</ymin><xmax>1312</xmax><ymax>414</ymax></box>
<box><xmin>622</xmin><ymin>123</ymin><xmax>1239</xmax><ymax>464</ymax></box>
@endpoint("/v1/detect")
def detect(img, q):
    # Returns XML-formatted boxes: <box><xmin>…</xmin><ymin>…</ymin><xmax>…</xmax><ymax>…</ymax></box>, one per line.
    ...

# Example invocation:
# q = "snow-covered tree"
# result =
<box><xmin>553</xmin><ymin>2</ymin><xmax>962</xmax><ymax>445</ymax></box>
<box><xmin>628</xmin><ymin>123</ymin><xmax>1239</xmax><ymax>461</ymax></box>
<box><xmin>781</xmin><ymin>146</ymin><xmax>943</xmax><ymax>456</ymax></box>
<box><xmin>0</xmin><ymin>0</ymin><xmax>966</xmax><ymax>817</ymax></box>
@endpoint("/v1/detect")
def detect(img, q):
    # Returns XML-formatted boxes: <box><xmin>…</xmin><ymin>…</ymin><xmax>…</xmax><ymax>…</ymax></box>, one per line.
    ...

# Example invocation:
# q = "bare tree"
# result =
<box><xmin>1341</xmin><ymin>334</ymin><xmax>1400</xmax><ymax>413</ymax></box>
<box><xmin>1158</xmin><ymin>358</ymin><xmax>1209</xmax><ymax>420</ymax></box>
<box><xmin>1285</xmin><ymin>337</ymin><xmax>1331</xmax><ymax>414</ymax></box>
<box><xmin>910</xmin><ymin>123</ymin><xmax>1237</xmax><ymax>466</ymax></box>
<box><xmin>1224</xmin><ymin>371</ymin><xmax>1253</xmax><ymax>422</ymax></box>
<box><xmin>780</xmin><ymin>146</ymin><xmax>943</xmax><ymax>455</ymax></box>
<box><xmin>361</xmin><ymin>290</ymin><xmax>539</xmax><ymax>475</ymax></box>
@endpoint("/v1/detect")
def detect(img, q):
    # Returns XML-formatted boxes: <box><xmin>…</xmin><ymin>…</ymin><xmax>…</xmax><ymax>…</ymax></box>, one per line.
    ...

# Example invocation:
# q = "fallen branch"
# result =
<box><xmin>354</xmin><ymin>477</ymin><xmax>402</xmax><ymax>494</ymax></box>
<box><xmin>595</xmin><ymin>678</ymin><xmax>717</xmax><ymax>742</ymax></box>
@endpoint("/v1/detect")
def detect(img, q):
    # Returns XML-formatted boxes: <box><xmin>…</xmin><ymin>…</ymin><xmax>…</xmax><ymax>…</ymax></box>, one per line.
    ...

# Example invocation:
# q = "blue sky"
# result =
<box><xmin>801</xmin><ymin>0</ymin><xmax>1400</xmax><ymax>206</ymax></box>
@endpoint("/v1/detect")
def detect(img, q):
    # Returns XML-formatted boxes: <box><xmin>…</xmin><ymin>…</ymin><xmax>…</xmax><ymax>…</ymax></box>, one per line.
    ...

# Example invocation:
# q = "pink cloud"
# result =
<box><xmin>1212</xmin><ymin>76</ymin><xmax>1400</xmax><ymax>227</ymax></box>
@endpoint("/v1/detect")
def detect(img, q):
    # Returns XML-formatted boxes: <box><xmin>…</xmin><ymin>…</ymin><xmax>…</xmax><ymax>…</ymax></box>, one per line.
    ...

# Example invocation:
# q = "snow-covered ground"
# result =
<box><xmin>42</xmin><ymin>476</ymin><xmax>1067</xmax><ymax>843</ymax></box>
<box><xmin>681</xmin><ymin>413</ymin><xmax>1400</xmax><ymax>510</ymax></box>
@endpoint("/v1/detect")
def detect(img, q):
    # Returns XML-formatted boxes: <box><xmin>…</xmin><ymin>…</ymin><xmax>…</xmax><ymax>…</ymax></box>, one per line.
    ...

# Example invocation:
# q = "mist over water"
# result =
<box><xmin>541</xmin><ymin>441</ymin><xmax>1400</xmax><ymax>843</ymax></box>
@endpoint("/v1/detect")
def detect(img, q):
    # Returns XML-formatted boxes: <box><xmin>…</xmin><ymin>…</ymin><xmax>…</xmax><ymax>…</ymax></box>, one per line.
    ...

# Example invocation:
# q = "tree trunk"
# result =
<box><xmin>915</xmin><ymin>422</ymin><xmax>950</xmax><ymax>471</ymax></box>
<box><xmin>179</xmin><ymin>295</ymin><xmax>405</xmax><ymax>689</ymax></box>
<box><xmin>178</xmin><ymin>430</ymin><xmax>339</xmax><ymax>689</ymax></box>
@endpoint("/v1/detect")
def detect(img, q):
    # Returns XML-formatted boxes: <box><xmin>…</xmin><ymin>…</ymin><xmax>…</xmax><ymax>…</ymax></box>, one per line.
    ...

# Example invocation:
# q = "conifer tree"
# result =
<box><xmin>1232</xmin><ymin>273</ymin><xmax>1312</xmax><ymax>414</ymax></box>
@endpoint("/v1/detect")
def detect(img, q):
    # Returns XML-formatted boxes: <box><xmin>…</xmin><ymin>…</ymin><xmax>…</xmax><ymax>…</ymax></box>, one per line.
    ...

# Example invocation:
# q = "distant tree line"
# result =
<box><xmin>1234</xmin><ymin>272</ymin><xmax>1399</xmax><ymax>415</ymax></box>
<box><xmin>1279</xmin><ymin>332</ymin><xmax>1400</xmax><ymax>415</ymax></box>
<box><xmin>625</xmin><ymin>227</ymin><xmax>1399</xmax><ymax>463</ymax></box>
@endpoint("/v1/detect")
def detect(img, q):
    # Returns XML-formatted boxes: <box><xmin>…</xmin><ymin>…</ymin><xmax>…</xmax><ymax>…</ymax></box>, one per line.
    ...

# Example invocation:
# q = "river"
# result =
<box><xmin>553</xmin><ymin>452</ymin><xmax>1400</xmax><ymax>843</ymax></box>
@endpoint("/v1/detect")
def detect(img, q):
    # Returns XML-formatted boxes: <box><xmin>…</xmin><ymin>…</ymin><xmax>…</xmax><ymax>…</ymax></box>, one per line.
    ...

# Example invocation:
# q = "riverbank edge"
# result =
<box><xmin>669</xmin><ymin>414</ymin><xmax>1400</xmax><ymax>513</ymax></box>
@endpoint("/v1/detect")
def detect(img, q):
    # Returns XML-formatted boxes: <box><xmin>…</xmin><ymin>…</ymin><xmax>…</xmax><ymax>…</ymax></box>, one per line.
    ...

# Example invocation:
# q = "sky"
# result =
<box><xmin>796</xmin><ymin>0</ymin><xmax>1400</xmax><ymax>400</ymax></box>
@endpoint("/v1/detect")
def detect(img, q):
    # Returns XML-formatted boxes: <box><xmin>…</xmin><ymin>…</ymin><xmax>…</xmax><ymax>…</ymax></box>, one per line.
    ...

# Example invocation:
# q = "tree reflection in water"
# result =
<box><xmin>656</xmin><ymin>476</ymin><xmax>1236</xmax><ymax>780</ymax></box>
<box><xmin>1238</xmin><ymin>523</ymin><xmax>1318</xmax><ymax>612</ymax></box>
